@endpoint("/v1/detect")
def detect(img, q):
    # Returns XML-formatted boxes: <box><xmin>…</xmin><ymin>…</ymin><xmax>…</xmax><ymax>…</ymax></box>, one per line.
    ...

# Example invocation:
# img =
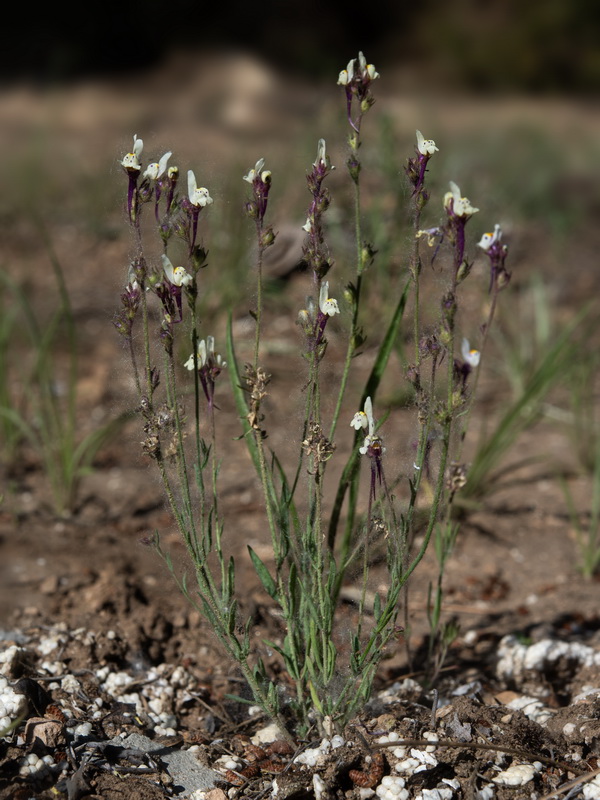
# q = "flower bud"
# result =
<box><xmin>245</xmin><ymin>200</ymin><xmax>258</xmax><ymax>219</ymax></box>
<box><xmin>260</xmin><ymin>227</ymin><xmax>276</xmax><ymax>248</ymax></box>
<box><xmin>347</xmin><ymin>155</ymin><xmax>361</xmax><ymax>183</ymax></box>
<box><xmin>456</xmin><ymin>260</ymin><xmax>472</xmax><ymax>283</ymax></box>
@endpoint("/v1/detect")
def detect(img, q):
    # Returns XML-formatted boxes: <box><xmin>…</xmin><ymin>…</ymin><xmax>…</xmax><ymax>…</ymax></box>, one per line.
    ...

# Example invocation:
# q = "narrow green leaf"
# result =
<box><xmin>227</xmin><ymin>598</ymin><xmax>238</xmax><ymax>635</ymax></box>
<box><xmin>247</xmin><ymin>546</ymin><xmax>278</xmax><ymax>600</ymax></box>
<box><xmin>373</xmin><ymin>592</ymin><xmax>381</xmax><ymax>622</ymax></box>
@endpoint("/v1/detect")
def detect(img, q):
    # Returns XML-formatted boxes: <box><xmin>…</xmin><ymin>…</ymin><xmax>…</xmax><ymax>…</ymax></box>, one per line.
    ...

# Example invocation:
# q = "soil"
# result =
<box><xmin>1</xmin><ymin>55</ymin><xmax>600</xmax><ymax>799</ymax></box>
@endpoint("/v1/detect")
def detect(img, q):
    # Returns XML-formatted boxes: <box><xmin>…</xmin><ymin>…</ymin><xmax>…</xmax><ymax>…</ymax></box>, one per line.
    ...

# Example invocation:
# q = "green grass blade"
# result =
<box><xmin>327</xmin><ymin>280</ymin><xmax>409</xmax><ymax>550</ymax></box>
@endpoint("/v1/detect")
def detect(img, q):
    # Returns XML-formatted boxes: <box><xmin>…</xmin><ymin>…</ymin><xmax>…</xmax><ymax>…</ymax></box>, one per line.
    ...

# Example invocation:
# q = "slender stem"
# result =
<box><xmin>166</xmin><ymin>350</ymin><xmax>201</xmax><ymax>557</ymax></box>
<box><xmin>457</xmin><ymin>283</ymin><xmax>500</xmax><ymax>453</ymax></box>
<box><xmin>253</xmin><ymin>222</ymin><xmax>264</xmax><ymax>372</ymax></box>
<box><xmin>329</xmin><ymin>124</ymin><xmax>363</xmax><ymax>442</ymax></box>
<box><xmin>411</xmin><ymin>208</ymin><xmax>422</xmax><ymax>368</ymax></box>
<box><xmin>140</xmin><ymin>288</ymin><xmax>153</xmax><ymax>402</ymax></box>
<box><xmin>128</xmin><ymin>336</ymin><xmax>142</xmax><ymax>398</ymax></box>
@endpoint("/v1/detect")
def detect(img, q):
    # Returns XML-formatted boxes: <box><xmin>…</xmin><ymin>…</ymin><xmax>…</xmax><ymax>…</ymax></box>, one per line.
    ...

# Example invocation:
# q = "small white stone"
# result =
<box><xmin>73</xmin><ymin>722</ymin><xmax>92</xmax><ymax>738</ymax></box>
<box><xmin>251</xmin><ymin>720</ymin><xmax>282</xmax><ymax>744</ymax></box>
<box><xmin>493</xmin><ymin>763</ymin><xmax>537</xmax><ymax>786</ymax></box>
<box><xmin>583</xmin><ymin>775</ymin><xmax>600</xmax><ymax>798</ymax></box>
<box><xmin>313</xmin><ymin>774</ymin><xmax>326</xmax><ymax>800</ymax></box>
<box><xmin>61</xmin><ymin>675</ymin><xmax>81</xmax><ymax>694</ymax></box>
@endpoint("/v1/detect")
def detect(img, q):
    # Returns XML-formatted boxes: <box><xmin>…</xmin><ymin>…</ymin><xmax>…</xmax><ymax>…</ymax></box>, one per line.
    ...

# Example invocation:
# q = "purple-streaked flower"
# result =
<box><xmin>121</xmin><ymin>134</ymin><xmax>143</xmax><ymax>172</ymax></box>
<box><xmin>353</xmin><ymin>397</ymin><xmax>386</xmax><ymax>516</ymax></box>
<box><xmin>444</xmin><ymin>181</ymin><xmax>479</xmax><ymax>219</ymax></box>
<box><xmin>319</xmin><ymin>281</ymin><xmax>340</xmax><ymax>317</ymax></box>
<box><xmin>461</xmin><ymin>338</ymin><xmax>481</xmax><ymax>368</ymax></box>
<box><xmin>314</xmin><ymin>138</ymin><xmax>334</xmax><ymax>170</ymax></box>
<box><xmin>187</xmin><ymin>170</ymin><xmax>213</xmax><ymax>207</ymax></box>
<box><xmin>478</xmin><ymin>223</ymin><xmax>510</xmax><ymax>292</ymax></box>
<box><xmin>358</xmin><ymin>51</ymin><xmax>379</xmax><ymax>81</ymax></box>
<box><xmin>478</xmin><ymin>224</ymin><xmax>502</xmax><ymax>252</ymax></box>
<box><xmin>184</xmin><ymin>335</ymin><xmax>226</xmax><ymax>371</ymax></box>
<box><xmin>351</xmin><ymin>397</ymin><xmax>385</xmax><ymax>456</ymax></box>
<box><xmin>184</xmin><ymin>336</ymin><xmax>226</xmax><ymax>409</ymax></box>
<box><xmin>416</xmin><ymin>227</ymin><xmax>443</xmax><ymax>247</ymax></box>
<box><xmin>416</xmin><ymin>130</ymin><xmax>439</xmax><ymax>156</ymax></box>
<box><xmin>244</xmin><ymin>158</ymin><xmax>272</xmax><ymax>222</ymax></box>
<box><xmin>161</xmin><ymin>254</ymin><xmax>192</xmax><ymax>287</ymax></box>
<box><xmin>143</xmin><ymin>151</ymin><xmax>172</xmax><ymax>181</ymax></box>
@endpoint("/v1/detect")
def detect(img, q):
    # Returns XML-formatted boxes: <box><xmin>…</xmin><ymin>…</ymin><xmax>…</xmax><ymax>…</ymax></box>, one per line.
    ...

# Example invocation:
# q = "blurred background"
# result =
<box><xmin>0</xmin><ymin>0</ymin><xmax>599</xmax><ymax>517</ymax></box>
<box><xmin>3</xmin><ymin>0</ymin><xmax>600</xmax><ymax>92</ymax></box>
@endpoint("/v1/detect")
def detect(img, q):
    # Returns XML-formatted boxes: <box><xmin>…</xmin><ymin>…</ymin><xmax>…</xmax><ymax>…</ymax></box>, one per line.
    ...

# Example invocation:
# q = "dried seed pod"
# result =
<box><xmin>266</xmin><ymin>740</ymin><xmax>295</xmax><ymax>756</ymax></box>
<box><xmin>260</xmin><ymin>759</ymin><xmax>286</xmax><ymax>774</ymax></box>
<box><xmin>244</xmin><ymin>744</ymin><xmax>267</xmax><ymax>762</ymax></box>
<box><xmin>239</xmin><ymin>764</ymin><xmax>261</xmax><ymax>779</ymax></box>
<box><xmin>224</xmin><ymin>769</ymin><xmax>245</xmax><ymax>786</ymax></box>
<box><xmin>349</xmin><ymin>751</ymin><xmax>385</xmax><ymax>788</ymax></box>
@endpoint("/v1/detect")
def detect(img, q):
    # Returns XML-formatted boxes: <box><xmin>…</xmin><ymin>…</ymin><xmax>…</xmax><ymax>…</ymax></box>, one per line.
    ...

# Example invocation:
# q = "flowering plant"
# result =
<box><xmin>114</xmin><ymin>53</ymin><xmax>508</xmax><ymax>738</ymax></box>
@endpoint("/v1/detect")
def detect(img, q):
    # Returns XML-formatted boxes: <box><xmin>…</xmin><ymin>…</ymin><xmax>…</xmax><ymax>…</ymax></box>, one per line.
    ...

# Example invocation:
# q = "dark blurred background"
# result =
<box><xmin>4</xmin><ymin>0</ymin><xmax>600</xmax><ymax>91</ymax></box>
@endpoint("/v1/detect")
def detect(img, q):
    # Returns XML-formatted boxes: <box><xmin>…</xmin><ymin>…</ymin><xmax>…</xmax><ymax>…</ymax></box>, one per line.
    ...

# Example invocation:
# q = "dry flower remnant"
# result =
<box><xmin>115</xmin><ymin>49</ymin><xmax>511</xmax><ymax>739</ymax></box>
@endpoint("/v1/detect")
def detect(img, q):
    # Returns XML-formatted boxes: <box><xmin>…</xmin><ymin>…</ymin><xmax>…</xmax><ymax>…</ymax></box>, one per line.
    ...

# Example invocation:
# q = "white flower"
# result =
<box><xmin>161</xmin><ymin>254</ymin><xmax>192</xmax><ymax>287</ymax></box>
<box><xmin>143</xmin><ymin>151</ymin><xmax>172</xmax><ymax>181</ymax></box>
<box><xmin>358</xmin><ymin>397</ymin><xmax>375</xmax><ymax>434</ymax></box>
<box><xmin>461</xmin><ymin>338</ymin><xmax>481</xmax><ymax>368</ymax></box>
<box><xmin>337</xmin><ymin>58</ymin><xmax>355</xmax><ymax>85</ymax></box>
<box><xmin>444</xmin><ymin>181</ymin><xmax>479</xmax><ymax>218</ymax></box>
<box><xmin>416</xmin><ymin>130</ymin><xmax>439</xmax><ymax>156</ymax></box>
<box><xmin>184</xmin><ymin>335</ymin><xmax>226</xmax><ymax>371</ymax></box>
<box><xmin>302</xmin><ymin>218</ymin><xmax>312</xmax><ymax>233</ymax></box>
<box><xmin>478</xmin><ymin>224</ymin><xmax>502</xmax><ymax>252</ymax></box>
<box><xmin>121</xmin><ymin>134</ymin><xmax>143</xmax><ymax>171</ymax></box>
<box><xmin>187</xmin><ymin>170</ymin><xmax>213</xmax><ymax>207</ymax></box>
<box><xmin>243</xmin><ymin>158</ymin><xmax>266</xmax><ymax>183</ymax></box>
<box><xmin>350</xmin><ymin>410</ymin><xmax>369</xmax><ymax>431</ymax></box>
<box><xmin>319</xmin><ymin>282</ymin><xmax>340</xmax><ymax>317</ymax></box>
